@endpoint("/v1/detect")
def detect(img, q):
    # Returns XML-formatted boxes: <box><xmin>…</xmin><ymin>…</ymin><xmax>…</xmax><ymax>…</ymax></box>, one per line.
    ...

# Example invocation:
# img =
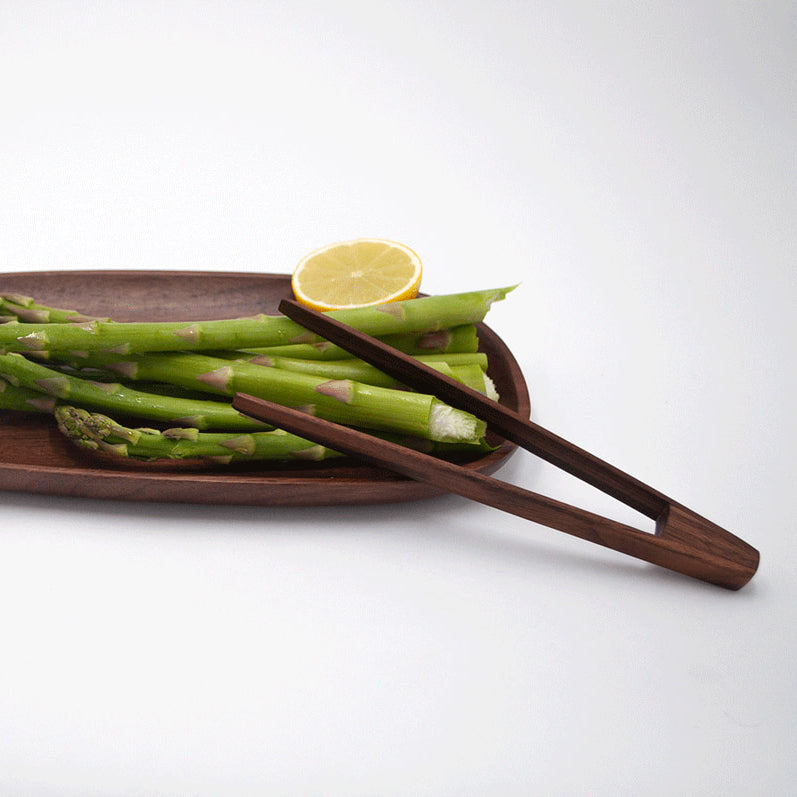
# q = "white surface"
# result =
<box><xmin>1</xmin><ymin>2</ymin><xmax>795</xmax><ymax>795</ymax></box>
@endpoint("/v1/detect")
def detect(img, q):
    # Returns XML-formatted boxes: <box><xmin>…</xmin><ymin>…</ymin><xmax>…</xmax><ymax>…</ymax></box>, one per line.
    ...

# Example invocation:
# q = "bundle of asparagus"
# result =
<box><xmin>0</xmin><ymin>286</ymin><xmax>513</xmax><ymax>464</ymax></box>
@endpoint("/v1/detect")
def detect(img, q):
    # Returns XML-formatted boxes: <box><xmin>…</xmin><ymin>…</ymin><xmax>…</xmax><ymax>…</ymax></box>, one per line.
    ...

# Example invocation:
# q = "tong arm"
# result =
<box><xmin>269</xmin><ymin>299</ymin><xmax>759</xmax><ymax>590</ymax></box>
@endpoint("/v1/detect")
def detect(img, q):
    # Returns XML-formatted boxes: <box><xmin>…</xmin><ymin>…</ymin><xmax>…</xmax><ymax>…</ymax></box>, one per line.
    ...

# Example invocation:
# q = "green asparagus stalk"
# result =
<box><xmin>0</xmin><ymin>353</ymin><xmax>269</xmax><ymax>430</ymax></box>
<box><xmin>45</xmin><ymin>348</ymin><xmax>487</xmax><ymax>385</ymax></box>
<box><xmin>44</xmin><ymin>360</ymin><xmax>222</xmax><ymax>401</ymax></box>
<box><xmin>0</xmin><ymin>377</ymin><xmax>58</xmax><ymax>413</ymax></box>
<box><xmin>241</xmin><ymin>324</ymin><xmax>480</xmax><ymax>360</ymax></box>
<box><xmin>239</xmin><ymin>352</ymin><xmax>488</xmax><ymax>388</ymax></box>
<box><xmin>1</xmin><ymin>350</ymin><xmax>486</xmax><ymax>442</ymax></box>
<box><xmin>54</xmin><ymin>405</ymin><xmax>492</xmax><ymax>464</ymax></box>
<box><xmin>95</xmin><ymin>351</ymin><xmax>486</xmax><ymax>443</ymax></box>
<box><xmin>448</xmin><ymin>364</ymin><xmax>499</xmax><ymax>399</ymax></box>
<box><xmin>27</xmin><ymin>350</ymin><xmax>488</xmax><ymax>441</ymax></box>
<box><xmin>0</xmin><ymin>287</ymin><xmax>514</xmax><ymax>355</ymax></box>
<box><xmin>1</xmin><ymin>295</ymin><xmax>481</xmax><ymax>359</ymax></box>
<box><xmin>53</xmin><ymin>356</ymin><xmax>497</xmax><ymax>399</ymax></box>
<box><xmin>0</xmin><ymin>294</ymin><xmax>110</xmax><ymax>323</ymax></box>
<box><xmin>1</xmin><ymin>370</ymin><xmax>216</xmax><ymax>414</ymax></box>
<box><xmin>259</xmin><ymin>357</ymin><xmax>497</xmax><ymax>397</ymax></box>
<box><xmin>55</xmin><ymin>405</ymin><xmax>339</xmax><ymax>463</ymax></box>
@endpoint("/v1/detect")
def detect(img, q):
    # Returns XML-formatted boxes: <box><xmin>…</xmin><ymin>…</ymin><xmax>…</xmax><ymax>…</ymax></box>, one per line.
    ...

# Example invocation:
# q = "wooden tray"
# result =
<box><xmin>0</xmin><ymin>270</ymin><xmax>530</xmax><ymax>506</ymax></box>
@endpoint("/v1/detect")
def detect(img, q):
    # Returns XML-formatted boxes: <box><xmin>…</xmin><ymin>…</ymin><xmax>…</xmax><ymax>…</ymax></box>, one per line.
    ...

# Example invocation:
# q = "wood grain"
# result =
<box><xmin>0</xmin><ymin>270</ymin><xmax>529</xmax><ymax>506</ymax></box>
<box><xmin>272</xmin><ymin>299</ymin><xmax>760</xmax><ymax>589</ymax></box>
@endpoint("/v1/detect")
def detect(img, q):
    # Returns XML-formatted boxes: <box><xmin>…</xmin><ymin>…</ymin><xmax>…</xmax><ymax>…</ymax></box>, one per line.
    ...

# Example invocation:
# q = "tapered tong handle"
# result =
<box><xmin>257</xmin><ymin>299</ymin><xmax>759</xmax><ymax>590</ymax></box>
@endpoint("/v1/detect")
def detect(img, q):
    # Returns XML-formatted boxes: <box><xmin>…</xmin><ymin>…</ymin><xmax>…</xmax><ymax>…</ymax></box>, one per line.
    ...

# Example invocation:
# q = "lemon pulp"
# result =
<box><xmin>291</xmin><ymin>238</ymin><xmax>422</xmax><ymax>311</ymax></box>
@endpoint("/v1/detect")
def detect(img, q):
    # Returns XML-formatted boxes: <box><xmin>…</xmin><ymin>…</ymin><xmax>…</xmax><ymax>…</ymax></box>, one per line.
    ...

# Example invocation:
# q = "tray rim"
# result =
<box><xmin>0</xmin><ymin>269</ymin><xmax>530</xmax><ymax>506</ymax></box>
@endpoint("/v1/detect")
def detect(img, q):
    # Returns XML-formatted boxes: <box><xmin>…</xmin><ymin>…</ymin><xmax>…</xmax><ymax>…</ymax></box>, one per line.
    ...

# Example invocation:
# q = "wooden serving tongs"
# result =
<box><xmin>233</xmin><ymin>300</ymin><xmax>760</xmax><ymax>590</ymax></box>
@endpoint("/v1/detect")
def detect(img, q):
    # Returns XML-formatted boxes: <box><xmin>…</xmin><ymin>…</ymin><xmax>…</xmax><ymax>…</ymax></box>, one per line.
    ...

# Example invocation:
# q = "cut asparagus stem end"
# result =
<box><xmin>428</xmin><ymin>400</ymin><xmax>487</xmax><ymax>444</ymax></box>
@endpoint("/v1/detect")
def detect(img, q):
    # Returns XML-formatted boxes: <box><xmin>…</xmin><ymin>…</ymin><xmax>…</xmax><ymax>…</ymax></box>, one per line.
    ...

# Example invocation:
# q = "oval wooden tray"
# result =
<box><xmin>0</xmin><ymin>270</ymin><xmax>530</xmax><ymax>506</ymax></box>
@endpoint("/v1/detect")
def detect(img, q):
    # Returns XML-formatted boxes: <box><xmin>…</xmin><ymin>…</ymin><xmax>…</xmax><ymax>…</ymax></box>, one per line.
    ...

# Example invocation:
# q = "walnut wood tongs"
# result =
<box><xmin>232</xmin><ymin>299</ymin><xmax>760</xmax><ymax>590</ymax></box>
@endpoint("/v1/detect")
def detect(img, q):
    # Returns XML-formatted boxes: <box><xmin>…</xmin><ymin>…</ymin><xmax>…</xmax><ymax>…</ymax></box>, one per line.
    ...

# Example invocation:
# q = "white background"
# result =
<box><xmin>1</xmin><ymin>2</ymin><xmax>795</xmax><ymax>795</ymax></box>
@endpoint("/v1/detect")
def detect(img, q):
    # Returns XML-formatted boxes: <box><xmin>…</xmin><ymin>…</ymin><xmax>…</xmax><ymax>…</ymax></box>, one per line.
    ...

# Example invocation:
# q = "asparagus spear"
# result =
<box><xmin>30</xmin><ymin>349</ymin><xmax>489</xmax><ymax>441</ymax></box>
<box><xmin>54</xmin><ymin>405</ymin><xmax>338</xmax><ymax>463</ymax></box>
<box><xmin>0</xmin><ymin>351</ymin><xmax>485</xmax><ymax>442</ymax></box>
<box><xmin>0</xmin><ymin>294</ymin><xmax>110</xmax><ymax>324</ymax></box>
<box><xmin>42</xmin><ymin>347</ymin><xmax>487</xmax><ymax>383</ymax></box>
<box><xmin>255</xmin><ymin>357</ymin><xmax>497</xmax><ymax>397</ymax></box>
<box><xmin>54</xmin><ymin>406</ymin><xmax>492</xmax><ymax>464</ymax></box>
<box><xmin>241</xmin><ymin>324</ymin><xmax>480</xmax><ymax>360</ymax></box>
<box><xmin>1</xmin><ymin>372</ymin><xmax>220</xmax><ymax>414</ymax></box>
<box><xmin>0</xmin><ymin>377</ymin><xmax>58</xmax><ymax>413</ymax></box>
<box><xmin>236</xmin><ymin>352</ymin><xmax>488</xmax><ymax>388</ymax></box>
<box><xmin>5</xmin><ymin>299</ymin><xmax>480</xmax><ymax>363</ymax></box>
<box><xmin>448</xmin><ymin>364</ymin><xmax>499</xmax><ymax>399</ymax></box>
<box><xmin>0</xmin><ymin>353</ymin><xmax>269</xmax><ymax>430</ymax></box>
<box><xmin>97</xmin><ymin>352</ymin><xmax>486</xmax><ymax>443</ymax></box>
<box><xmin>0</xmin><ymin>286</ymin><xmax>514</xmax><ymax>354</ymax></box>
<box><xmin>0</xmin><ymin>296</ymin><xmax>481</xmax><ymax>357</ymax></box>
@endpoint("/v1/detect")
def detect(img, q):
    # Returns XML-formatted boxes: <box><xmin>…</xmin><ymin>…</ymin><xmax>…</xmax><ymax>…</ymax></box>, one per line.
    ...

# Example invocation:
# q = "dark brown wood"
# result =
<box><xmin>0</xmin><ymin>270</ymin><xmax>529</xmax><ymax>506</ymax></box>
<box><xmin>281</xmin><ymin>299</ymin><xmax>669</xmax><ymax>517</ymax></box>
<box><xmin>275</xmin><ymin>299</ymin><xmax>760</xmax><ymax>590</ymax></box>
<box><xmin>233</xmin><ymin>393</ymin><xmax>758</xmax><ymax>590</ymax></box>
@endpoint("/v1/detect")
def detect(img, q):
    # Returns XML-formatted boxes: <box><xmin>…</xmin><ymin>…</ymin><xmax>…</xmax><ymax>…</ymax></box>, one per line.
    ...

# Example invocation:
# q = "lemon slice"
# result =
<box><xmin>291</xmin><ymin>238</ymin><xmax>423</xmax><ymax>311</ymax></box>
